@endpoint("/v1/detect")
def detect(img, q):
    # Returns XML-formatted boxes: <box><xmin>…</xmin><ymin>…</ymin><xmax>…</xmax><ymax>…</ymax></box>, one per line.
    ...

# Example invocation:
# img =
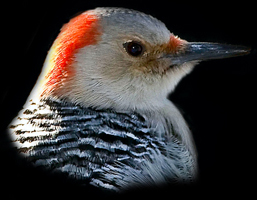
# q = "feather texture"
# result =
<box><xmin>9</xmin><ymin>98</ymin><xmax>196</xmax><ymax>191</ymax></box>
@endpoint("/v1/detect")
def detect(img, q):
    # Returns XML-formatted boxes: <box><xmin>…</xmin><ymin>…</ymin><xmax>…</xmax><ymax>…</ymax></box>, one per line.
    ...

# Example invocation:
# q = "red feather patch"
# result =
<box><xmin>168</xmin><ymin>34</ymin><xmax>186</xmax><ymax>54</ymax></box>
<box><xmin>42</xmin><ymin>11</ymin><xmax>101</xmax><ymax>96</ymax></box>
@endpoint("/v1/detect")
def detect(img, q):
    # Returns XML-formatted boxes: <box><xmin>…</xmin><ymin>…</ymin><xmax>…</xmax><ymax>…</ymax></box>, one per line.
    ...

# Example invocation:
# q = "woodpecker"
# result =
<box><xmin>9</xmin><ymin>7</ymin><xmax>249</xmax><ymax>191</ymax></box>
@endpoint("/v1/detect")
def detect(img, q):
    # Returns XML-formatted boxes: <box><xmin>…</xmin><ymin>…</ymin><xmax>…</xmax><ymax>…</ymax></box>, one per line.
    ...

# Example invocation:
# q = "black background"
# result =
<box><xmin>1</xmin><ymin>0</ymin><xmax>256</xmax><ymax>198</ymax></box>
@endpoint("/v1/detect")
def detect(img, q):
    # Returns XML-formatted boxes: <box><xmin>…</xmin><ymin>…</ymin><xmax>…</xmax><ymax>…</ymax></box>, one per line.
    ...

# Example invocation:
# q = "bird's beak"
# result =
<box><xmin>166</xmin><ymin>42</ymin><xmax>251</xmax><ymax>66</ymax></box>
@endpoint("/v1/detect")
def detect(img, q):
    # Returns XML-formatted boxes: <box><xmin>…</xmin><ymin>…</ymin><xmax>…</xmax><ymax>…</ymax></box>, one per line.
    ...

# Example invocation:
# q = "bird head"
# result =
<box><xmin>35</xmin><ymin>7</ymin><xmax>250</xmax><ymax>112</ymax></box>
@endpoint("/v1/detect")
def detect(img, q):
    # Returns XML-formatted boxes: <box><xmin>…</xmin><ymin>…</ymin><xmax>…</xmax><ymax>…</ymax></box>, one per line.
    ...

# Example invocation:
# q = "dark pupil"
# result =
<box><xmin>127</xmin><ymin>42</ymin><xmax>142</xmax><ymax>56</ymax></box>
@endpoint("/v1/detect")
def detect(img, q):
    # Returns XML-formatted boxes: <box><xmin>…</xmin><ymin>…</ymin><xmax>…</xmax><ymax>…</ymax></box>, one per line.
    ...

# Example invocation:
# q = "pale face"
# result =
<box><xmin>72</xmin><ymin>9</ymin><xmax>195</xmax><ymax>111</ymax></box>
<box><xmin>37</xmin><ymin>8</ymin><xmax>248</xmax><ymax>112</ymax></box>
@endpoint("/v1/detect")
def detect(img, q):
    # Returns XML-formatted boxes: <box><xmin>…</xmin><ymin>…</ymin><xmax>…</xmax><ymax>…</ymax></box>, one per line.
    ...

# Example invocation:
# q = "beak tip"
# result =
<box><xmin>245</xmin><ymin>46</ymin><xmax>252</xmax><ymax>54</ymax></box>
<box><xmin>234</xmin><ymin>45</ymin><xmax>251</xmax><ymax>55</ymax></box>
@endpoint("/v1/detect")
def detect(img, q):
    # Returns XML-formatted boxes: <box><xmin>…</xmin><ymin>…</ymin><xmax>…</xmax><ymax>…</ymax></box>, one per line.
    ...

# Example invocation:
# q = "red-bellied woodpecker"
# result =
<box><xmin>9</xmin><ymin>7</ymin><xmax>250</xmax><ymax>190</ymax></box>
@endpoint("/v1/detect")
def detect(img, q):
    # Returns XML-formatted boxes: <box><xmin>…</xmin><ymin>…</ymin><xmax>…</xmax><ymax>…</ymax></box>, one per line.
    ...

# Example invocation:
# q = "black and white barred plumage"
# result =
<box><xmin>10</xmin><ymin>98</ymin><xmax>196</xmax><ymax>191</ymax></box>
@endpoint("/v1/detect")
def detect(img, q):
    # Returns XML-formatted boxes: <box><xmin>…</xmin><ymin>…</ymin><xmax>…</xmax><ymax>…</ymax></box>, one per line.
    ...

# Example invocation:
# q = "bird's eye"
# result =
<box><xmin>123</xmin><ymin>41</ymin><xmax>144</xmax><ymax>57</ymax></box>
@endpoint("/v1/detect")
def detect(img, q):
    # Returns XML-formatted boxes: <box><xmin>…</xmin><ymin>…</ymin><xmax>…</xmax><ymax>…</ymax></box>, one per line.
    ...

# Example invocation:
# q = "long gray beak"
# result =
<box><xmin>169</xmin><ymin>42</ymin><xmax>251</xmax><ymax>66</ymax></box>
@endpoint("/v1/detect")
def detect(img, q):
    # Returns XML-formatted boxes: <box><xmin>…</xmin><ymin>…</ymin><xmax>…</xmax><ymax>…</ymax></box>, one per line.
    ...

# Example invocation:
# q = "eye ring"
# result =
<box><xmin>123</xmin><ymin>41</ymin><xmax>144</xmax><ymax>57</ymax></box>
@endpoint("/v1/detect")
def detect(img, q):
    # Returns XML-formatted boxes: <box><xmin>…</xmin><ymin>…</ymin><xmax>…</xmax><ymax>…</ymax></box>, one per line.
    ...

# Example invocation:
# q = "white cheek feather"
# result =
<box><xmin>70</xmin><ymin>43</ymin><xmax>197</xmax><ymax>158</ymax></box>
